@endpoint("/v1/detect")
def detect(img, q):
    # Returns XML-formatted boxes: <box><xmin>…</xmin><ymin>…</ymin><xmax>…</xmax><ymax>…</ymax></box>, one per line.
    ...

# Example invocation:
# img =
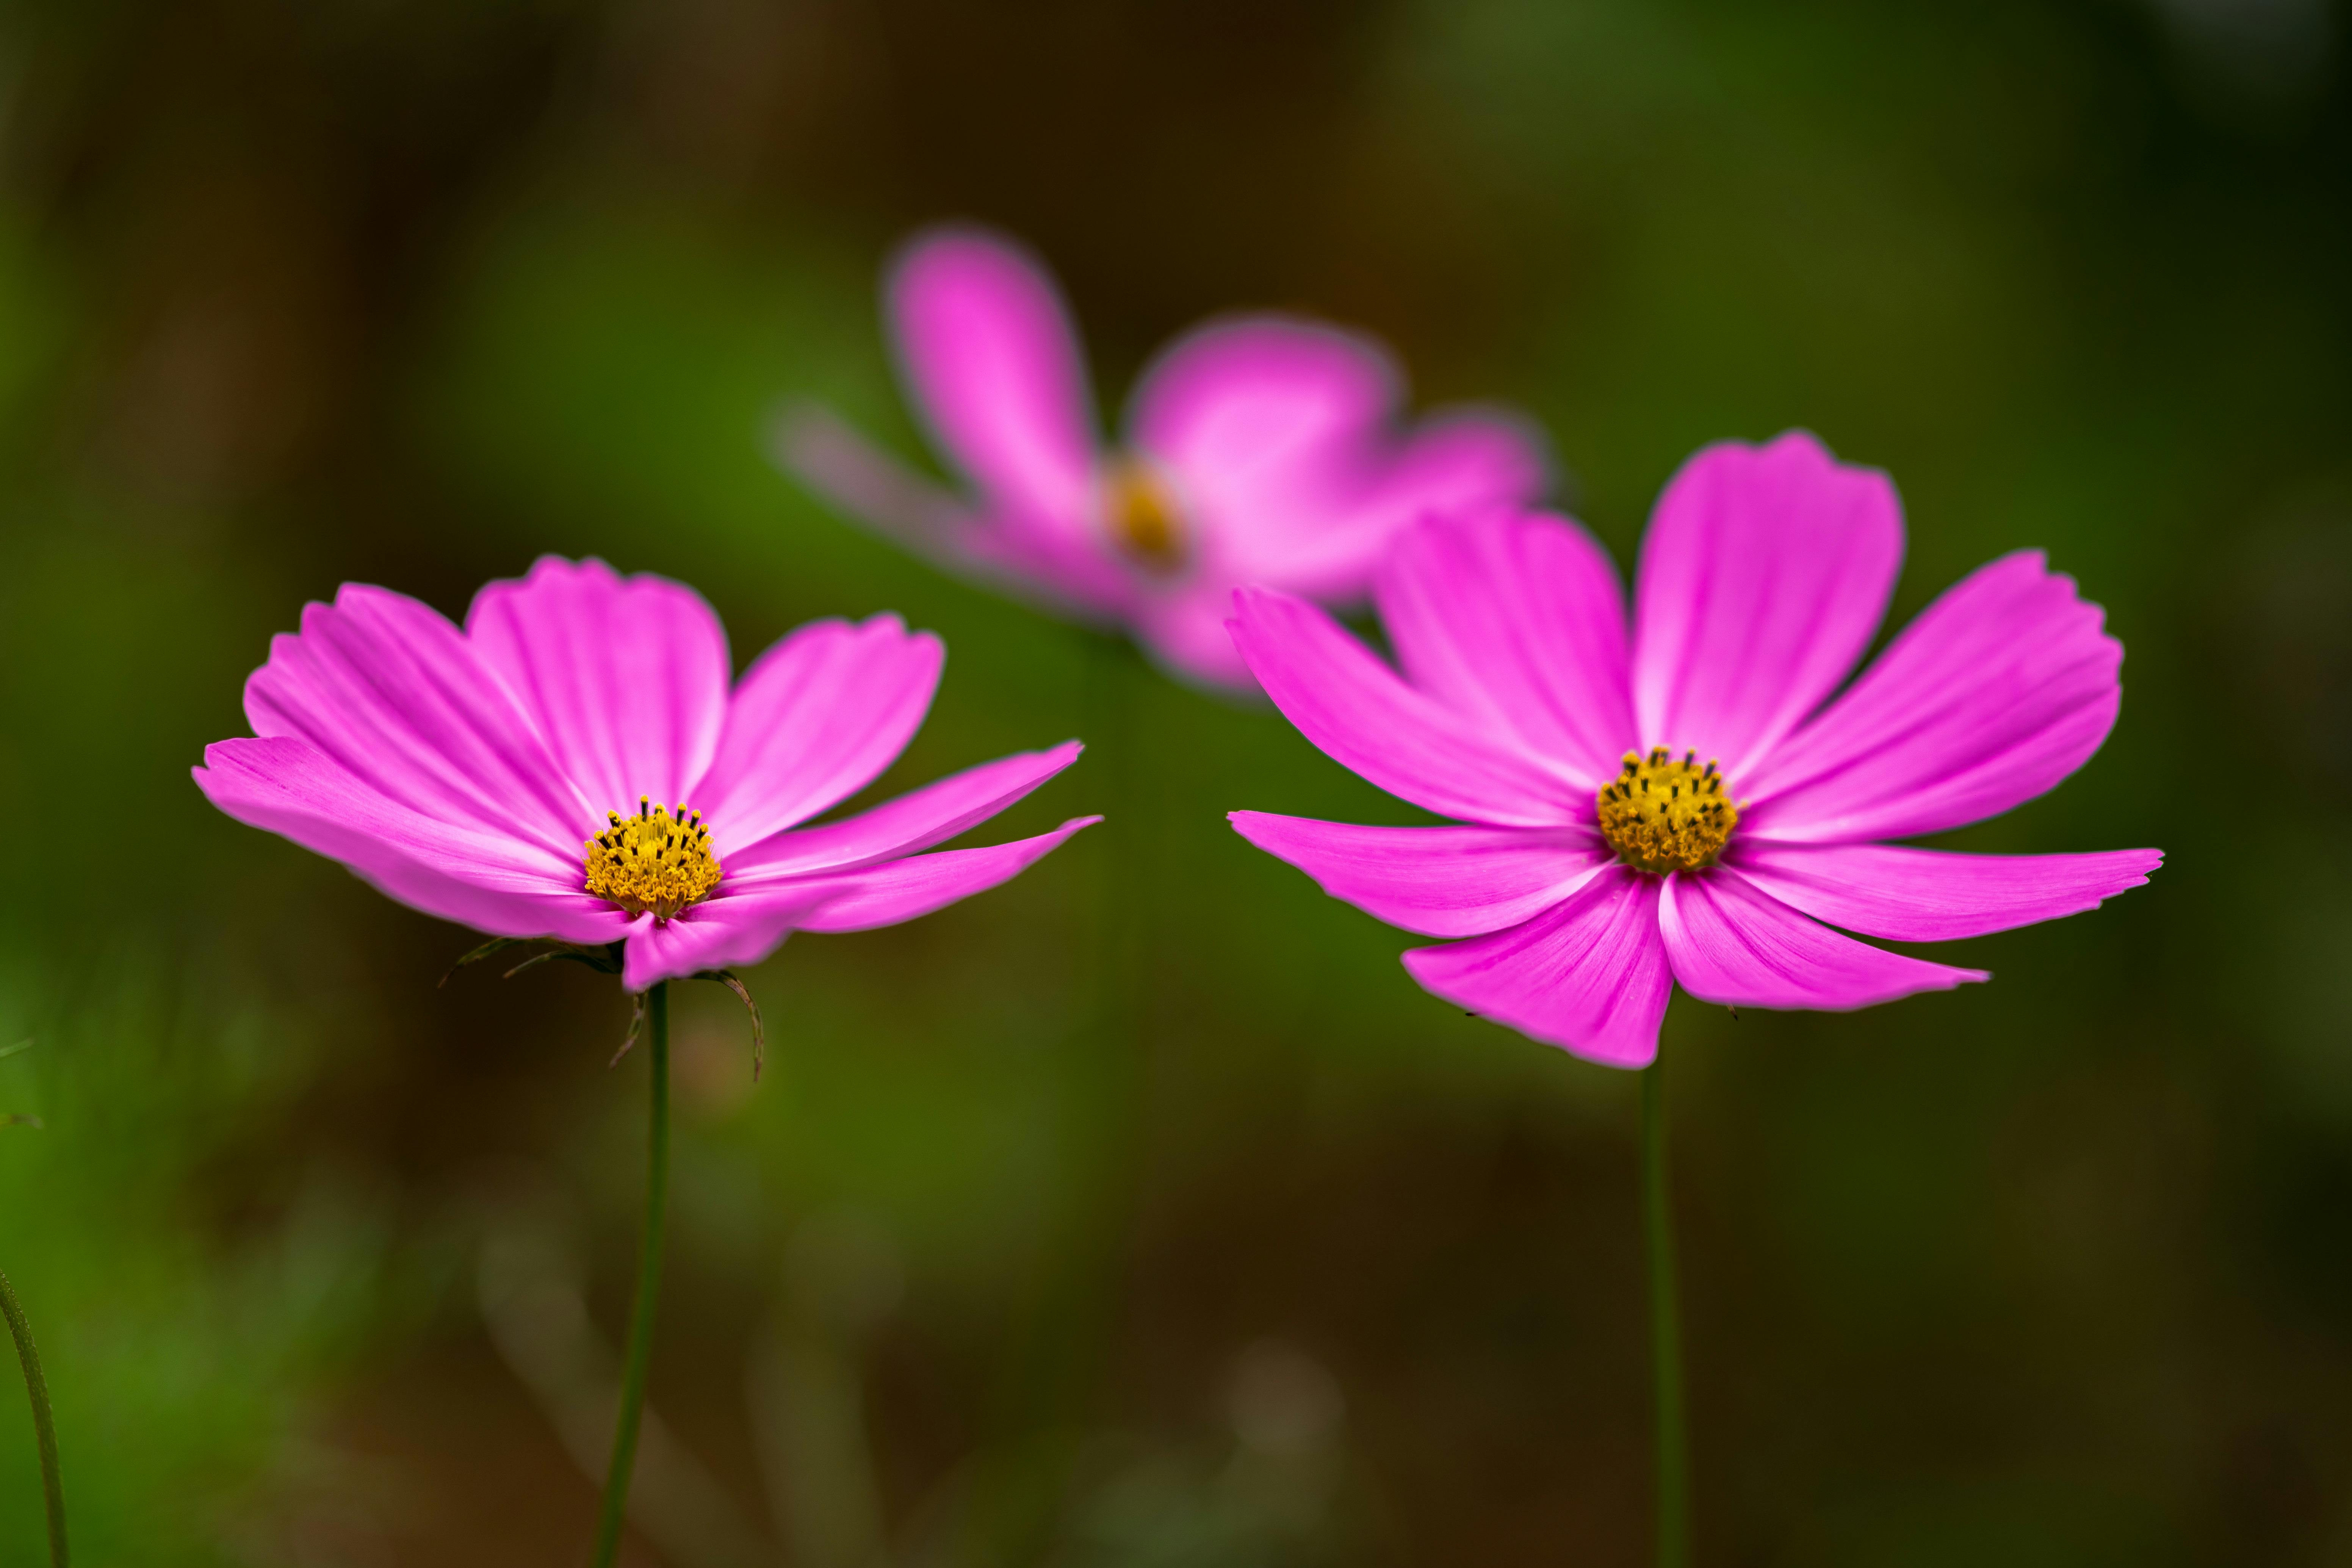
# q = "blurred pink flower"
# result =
<box><xmin>1229</xmin><ymin>431</ymin><xmax>2160</xmax><ymax>1067</ymax></box>
<box><xmin>778</xmin><ymin>226</ymin><xmax>1549</xmax><ymax>689</ymax></box>
<box><xmin>196</xmin><ymin>556</ymin><xmax>1095</xmax><ymax>993</ymax></box>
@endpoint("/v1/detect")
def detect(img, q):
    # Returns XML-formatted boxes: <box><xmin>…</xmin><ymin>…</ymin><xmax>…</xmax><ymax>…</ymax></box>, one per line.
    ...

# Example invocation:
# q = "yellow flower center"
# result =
<box><xmin>1101</xmin><ymin>455</ymin><xmax>1188</xmax><ymax>573</ymax></box>
<box><xmin>584</xmin><ymin>797</ymin><xmax>722</xmax><ymax>919</ymax></box>
<box><xmin>1597</xmin><ymin>748</ymin><xmax>1740</xmax><ymax>874</ymax></box>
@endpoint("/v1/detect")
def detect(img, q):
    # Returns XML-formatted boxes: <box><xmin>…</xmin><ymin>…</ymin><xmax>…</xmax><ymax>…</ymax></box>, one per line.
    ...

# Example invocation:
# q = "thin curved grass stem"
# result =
<box><xmin>0</xmin><ymin>1267</ymin><xmax>66</xmax><ymax>1567</ymax></box>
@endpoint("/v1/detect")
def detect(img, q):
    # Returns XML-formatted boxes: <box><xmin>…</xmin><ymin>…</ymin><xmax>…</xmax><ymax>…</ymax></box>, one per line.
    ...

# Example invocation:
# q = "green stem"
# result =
<box><xmin>1643</xmin><ymin>1049</ymin><xmax>1689</xmax><ymax>1568</ymax></box>
<box><xmin>0</xmin><ymin>1268</ymin><xmax>65</xmax><ymax>1567</ymax></box>
<box><xmin>590</xmin><ymin>981</ymin><xmax>670</xmax><ymax>1568</ymax></box>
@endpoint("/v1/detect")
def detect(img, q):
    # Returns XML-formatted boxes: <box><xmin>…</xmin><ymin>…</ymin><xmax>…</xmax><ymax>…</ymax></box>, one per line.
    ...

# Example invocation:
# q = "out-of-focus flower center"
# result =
<box><xmin>1100</xmin><ymin>455</ymin><xmax>1188</xmax><ymax>573</ymax></box>
<box><xmin>584</xmin><ymin>797</ymin><xmax>722</xmax><ymax>919</ymax></box>
<box><xmin>1597</xmin><ymin>748</ymin><xmax>1739</xmax><ymax>874</ymax></box>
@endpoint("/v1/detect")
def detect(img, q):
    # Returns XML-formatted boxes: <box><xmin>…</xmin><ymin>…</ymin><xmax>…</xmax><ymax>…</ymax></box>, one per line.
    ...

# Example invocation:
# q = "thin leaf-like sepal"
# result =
<box><xmin>444</xmin><ymin>938</ymin><xmax>624</xmax><ymax>988</ymax></box>
<box><xmin>693</xmin><ymin>969</ymin><xmax>766</xmax><ymax>1082</ymax></box>
<box><xmin>545</xmin><ymin>942</ymin><xmax>625</xmax><ymax>976</ymax></box>
<box><xmin>503</xmin><ymin>949</ymin><xmax>619</xmax><ymax>981</ymax></box>
<box><xmin>609</xmin><ymin>991</ymin><xmax>649</xmax><ymax>1068</ymax></box>
<box><xmin>440</xmin><ymin>936</ymin><xmax>533</xmax><ymax>987</ymax></box>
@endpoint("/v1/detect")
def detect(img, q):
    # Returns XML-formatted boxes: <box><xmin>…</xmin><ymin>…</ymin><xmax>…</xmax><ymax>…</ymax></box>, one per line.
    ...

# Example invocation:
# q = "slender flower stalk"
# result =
<box><xmin>0</xmin><ymin>1268</ymin><xmax>64</xmax><ymax>1567</ymax></box>
<box><xmin>1642</xmin><ymin>1055</ymin><xmax>1686</xmax><ymax>1568</ymax></box>
<box><xmin>590</xmin><ymin>981</ymin><xmax>670</xmax><ymax>1568</ymax></box>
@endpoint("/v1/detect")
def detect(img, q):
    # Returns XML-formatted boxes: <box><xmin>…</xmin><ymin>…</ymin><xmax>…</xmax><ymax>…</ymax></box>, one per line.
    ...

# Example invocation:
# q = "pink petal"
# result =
<box><xmin>790</xmin><ymin>816</ymin><xmax>1099</xmax><ymax>934</ymax></box>
<box><xmin>1229</xmin><ymin>811</ymin><xmax>1612</xmax><ymax>938</ymax></box>
<box><xmin>694</xmin><ymin>615</ymin><xmax>944</xmax><ymax>850</ymax></box>
<box><xmin>1728</xmin><ymin>841</ymin><xmax>2163</xmax><ymax>942</ymax></box>
<box><xmin>1657</xmin><ymin>866</ymin><xmax>1986</xmax><ymax>1011</ymax></box>
<box><xmin>1126</xmin><ymin>423</ymin><xmax>1551</xmax><ymax>696</ymax></box>
<box><xmin>243</xmin><ymin>583</ymin><xmax>592</xmax><ymax>860</ymax></box>
<box><xmin>619</xmin><ymin>815</ymin><xmax>1097</xmax><ymax>990</ymax></box>
<box><xmin>1258</xmin><ymin>413</ymin><xmax>1552</xmax><ymax>597</ymax></box>
<box><xmin>196</xmin><ymin>737</ymin><xmax>626</xmax><ymax>944</ymax></box>
<box><xmin>1631</xmin><ymin>432</ymin><xmax>1904</xmax><ymax>780</ymax></box>
<box><xmin>1227</xmin><ymin>587</ymin><xmax>1591</xmax><ymax>828</ymax></box>
<box><xmin>1132</xmin><ymin>587</ymin><xmax>1259</xmax><ymax>690</ymax></box>
<box><xmin>728</xmin><ymin>742</ymin><xmax>1085</xmax><ymax>880</ymax></box>
<box><xmin>1373</xmin><ymin>511</ymin><xmax>1638</xmax><ymax>789</ymax></box>
<box><xmin>1128</xmin><ymin>318</ymin><xmax>1546</xmax><ymax>595</ymax></box>
<box><xmin>776</xmin><ymin>404</ymin><xmax>1134</xmax><ymax>617</ymax></box>
<box><xmin>1738</xmin><ymin>551</ymin><xmax>2123</xmax><ymax>844</ymax></box>
<box><xmin>1127</xmin><ymin>318</ymin><xmax>1396</xmax><ymax>524</ymax></box>
<box><xmin>466</xmin><ymin>557</ymin><xmax>731</xmax><ymax>819</ymax></box>
<box><xmin>1400</xmin><ymin>865</ymin><xmax>1671</xmax><ymax>1068</ymax></box>
<box><xmin>618</xmin><ymin>886</ymin><xmax>839</xmax><ymax>992</ymax></box>
<box><xmin>887</xmin><ymin>227</ymin><xmax>1099</xmax><ymax>543</ymax></box>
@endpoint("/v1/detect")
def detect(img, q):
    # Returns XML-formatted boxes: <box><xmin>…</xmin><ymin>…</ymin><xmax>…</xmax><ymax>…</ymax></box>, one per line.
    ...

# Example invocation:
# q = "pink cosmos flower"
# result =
<box><xmin>1229</xmin><ymin>431</ymin><xmax>2161</xmax><ymax>1067</ymax></box>
<box><xmin>195</xmin><ymin>556</ymin><xmax>1095</xmax><ymax>994</ymax></box>
<box><xmin>778</xmin><ymin>225</ymin><xmax>1549</xmax><ymax>689</ymax></box>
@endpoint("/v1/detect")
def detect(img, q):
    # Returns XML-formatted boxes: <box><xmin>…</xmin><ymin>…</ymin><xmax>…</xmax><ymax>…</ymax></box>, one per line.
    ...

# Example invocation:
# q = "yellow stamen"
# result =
<box><xmin>1596</xmin><ymin>748</ymin><xmax>1740</xmax><ymax>874</ymax></box>
<box><xmin>1101</xmin><ymin>454</ymin><xmax>1187</xmax><ymax>572</ymax></box>
<box><xmin>584</xmin><ymin>796</ymin><xmax>722</xmax><ymax>919</ymax></box>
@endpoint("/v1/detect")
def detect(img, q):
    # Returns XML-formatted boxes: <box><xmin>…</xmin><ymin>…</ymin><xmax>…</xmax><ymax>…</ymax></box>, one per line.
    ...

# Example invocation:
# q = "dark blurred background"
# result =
<box><xmin>0</xmin><ymin>0</ymin><xmax>2345</xmax><ymax>1562</ymax></box>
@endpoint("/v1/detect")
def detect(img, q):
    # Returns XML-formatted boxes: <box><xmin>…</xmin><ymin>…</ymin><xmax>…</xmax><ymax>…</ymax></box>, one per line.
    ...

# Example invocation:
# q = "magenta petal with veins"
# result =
<box><xmin>780</xmin><ymin>225</ymin><xmax>1550</xmax><ymax>691</ymax></box>
<box><xmin>1229</xmin><ymin>431</ymin><xmax>2159</xmax><ymax>1068</ymax></box>
<box><xmin>199</xmin><ymin>556</ymin><xmax>1095</xmax><ymax>990</ymax></box>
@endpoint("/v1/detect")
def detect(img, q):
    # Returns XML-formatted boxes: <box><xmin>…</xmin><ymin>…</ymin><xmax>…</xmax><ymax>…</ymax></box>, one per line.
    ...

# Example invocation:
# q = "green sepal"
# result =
<box><xmin>443</xmin><ymin>937</ymin><xmax>625</xmax><ymax>988</ymax></box>
<box><xmin>439</xmin><ymin>936</ymin><xmax>532</xmax><ymax>987</ymax></box>
<box><xmin>502</xmin><ymin>949</ymin><xmax>618</xmax><ymax>981</ymax></box>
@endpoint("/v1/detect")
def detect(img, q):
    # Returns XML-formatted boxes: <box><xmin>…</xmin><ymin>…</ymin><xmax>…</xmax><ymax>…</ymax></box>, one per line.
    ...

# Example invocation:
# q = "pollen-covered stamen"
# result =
<box><xmin>1100</xmin><ymin>454</ymin><xmax>1188</xmax><ymax>573</ymax></box>
<box><xmin>1596</xmin><ymin>747</ymin><xmax>1740</xmax><ymax>874</ymax></box>
<box><xmin>584</xmin><ymin>796</ymin><xmax>722</xmax><ymax>919</ymax></box>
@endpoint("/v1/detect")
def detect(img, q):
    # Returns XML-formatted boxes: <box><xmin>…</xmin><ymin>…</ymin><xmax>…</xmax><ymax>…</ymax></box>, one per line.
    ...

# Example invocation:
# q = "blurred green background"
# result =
<box><xmin>0</xmin><ymin>0</ymin><xmax>2344</xmax><ymax>1562</ymax></box>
